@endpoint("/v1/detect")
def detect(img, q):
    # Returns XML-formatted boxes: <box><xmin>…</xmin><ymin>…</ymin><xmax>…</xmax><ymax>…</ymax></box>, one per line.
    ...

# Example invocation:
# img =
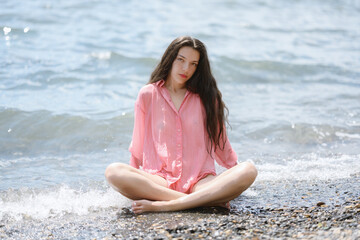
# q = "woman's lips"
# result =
<box><xmin>179</xmin><ymin>74</ymin><xmax>187</xmax><ymax>79</ymax></box>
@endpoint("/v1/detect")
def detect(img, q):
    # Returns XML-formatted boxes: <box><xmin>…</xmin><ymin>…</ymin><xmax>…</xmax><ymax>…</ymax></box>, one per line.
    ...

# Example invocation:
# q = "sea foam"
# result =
<box><xmin>0</xmin><ymin>184</ymin><xmax>129</xmax><ymax>221</ymax></box>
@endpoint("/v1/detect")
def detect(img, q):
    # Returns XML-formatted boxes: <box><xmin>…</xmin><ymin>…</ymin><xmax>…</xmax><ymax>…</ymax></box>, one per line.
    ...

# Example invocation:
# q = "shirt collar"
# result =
<box><xmin>156</xmin><ymin>79</ymin><xmax>192</xmax><ymax>98</ymax></box>
<box><xmin>155</xmin><ymin>80</ymin><xmax>165</xmax><ymax>87</ymax></box>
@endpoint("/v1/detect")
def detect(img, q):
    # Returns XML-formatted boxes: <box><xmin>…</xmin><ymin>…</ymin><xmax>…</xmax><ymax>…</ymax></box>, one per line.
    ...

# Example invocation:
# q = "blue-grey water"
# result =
<box><xmin>1</xmin><ymin>0</ymin><xmax>360</xmax><ymax>221</ymax></box>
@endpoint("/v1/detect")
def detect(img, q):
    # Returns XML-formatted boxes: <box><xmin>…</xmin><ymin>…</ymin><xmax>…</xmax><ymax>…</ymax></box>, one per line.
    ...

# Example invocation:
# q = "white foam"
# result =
<box><xmin>0</xmin><ymin>156</ymin><xmax>35</xmax><ymax>168</ymax></box>
<box><xmin>257</xmin><ymin>153</ymin><xmax>360</xmax><ymax>182</ymax></box>
<box><xmin>90</xmin><ymin>51</ymin><xmax>112</xmax><ymax>60</ymax></box>
<box><xmin>0</xmin><ymin>184</ymin><xmax>129</xmax><ymax>221</ymax></box>
<box><xmin>335</xmin><ymin>132</ymin><xmax>360</xmax><ymax>139</ymax></box>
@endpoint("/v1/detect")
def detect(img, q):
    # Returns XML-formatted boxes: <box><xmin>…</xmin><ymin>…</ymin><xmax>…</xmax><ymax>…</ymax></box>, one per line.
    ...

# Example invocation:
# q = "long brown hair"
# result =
<box><xmin>149</xmin><ymin>36</ymin><xmax>229</xmax><ymax>153</ymax></box>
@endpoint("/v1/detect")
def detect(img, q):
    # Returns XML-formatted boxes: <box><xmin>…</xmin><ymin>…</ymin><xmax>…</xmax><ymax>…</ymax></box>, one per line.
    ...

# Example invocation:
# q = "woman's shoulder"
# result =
<box><xmin>138</xmin><ymin>83</ymin><xmax>156</xmax><ymax>99</ymax></box>
<box><xmin>136</xmin><ymin>82</ymin><xmax>164</xmax><ymax>106</ymax></box>
<box><xmin>139</xmin><ymin>83</ymin><xmax>155</xmax><ymax>93</ymax></box>
<box><xmin>138</xmin><ymin>81</ymin><xmax>164</xmax><ymax>97</ymax></box>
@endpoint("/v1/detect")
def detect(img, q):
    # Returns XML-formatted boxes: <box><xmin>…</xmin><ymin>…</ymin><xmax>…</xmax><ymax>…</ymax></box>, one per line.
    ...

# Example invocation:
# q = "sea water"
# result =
<box><xmin>1</xmin><ymin>0</ymin><xmax>360</xmax><ymax>221</ymax></box>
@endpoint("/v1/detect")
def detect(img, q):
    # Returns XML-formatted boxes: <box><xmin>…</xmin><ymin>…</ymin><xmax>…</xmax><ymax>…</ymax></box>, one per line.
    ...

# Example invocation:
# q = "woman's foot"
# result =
<box><xmin>219</xmin><ymin>202</ymin><xmax>231</xmax><ymax>209</ymax></box>
<box><xmin>132</xmin><ymin>200</ymin><xmax>170</xmax><ymax>214</ymax></box>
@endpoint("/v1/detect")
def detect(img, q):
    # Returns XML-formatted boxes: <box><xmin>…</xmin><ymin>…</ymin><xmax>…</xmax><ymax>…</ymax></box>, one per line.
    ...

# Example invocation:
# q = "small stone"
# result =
<box><xmin>225</xmin><ymin>229</ymin><xmax>232</xmax><ymax>236</ymax></box>
<box><xmin>339</xmin><ymin>214</ymin><xmax>353</xmax><ymax>221</ymax></box>
<box><xmin>213</xmin><ymin>230</ymin><xmax>220</xmax><ymax>237</ymax></box>
<box><xmin>253</xmin><ymin>229</ymin><xmax>263</xmax><ymax>233</ymax></box>
<box><xmin>345</xmin><ymin>219</ymin><xmax>355</xmax><ymax>223</ymax></box>
<box><xmin>317</xmin><ymin>202</ymin><xmax>326</xmax><ymax>207</ymax></box>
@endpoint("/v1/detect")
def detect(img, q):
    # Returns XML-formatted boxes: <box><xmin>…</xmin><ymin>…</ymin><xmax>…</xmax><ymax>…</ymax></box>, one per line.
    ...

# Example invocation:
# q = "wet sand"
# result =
<box><xmin>1</xmin><ymin>174</ymin><xmax>359</xmax><ymax>239</ymax></box>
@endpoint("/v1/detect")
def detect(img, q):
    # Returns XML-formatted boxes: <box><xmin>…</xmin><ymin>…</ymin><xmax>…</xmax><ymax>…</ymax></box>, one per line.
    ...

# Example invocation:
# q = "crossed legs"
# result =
<box><xmin>105</xmin><ymin>162</ymin><xmax>257</xmax><ymax>214</ymax></box>
<box><xmin>105</xmin><ymin>163</ymin><xmax>186</xmax><ymax>201</ymax></box>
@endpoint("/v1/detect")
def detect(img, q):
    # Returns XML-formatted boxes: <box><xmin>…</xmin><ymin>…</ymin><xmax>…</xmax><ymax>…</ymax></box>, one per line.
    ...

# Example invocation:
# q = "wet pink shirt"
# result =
<box><xmin>129</xmin><ymin>80</ymin><xmax>238</xmax><ymax>193</ymax></box>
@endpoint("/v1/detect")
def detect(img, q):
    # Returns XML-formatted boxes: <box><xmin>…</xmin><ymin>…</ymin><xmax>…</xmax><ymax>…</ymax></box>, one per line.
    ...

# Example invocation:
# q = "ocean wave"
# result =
<box><xmin>0</xmin><ymin>108</ymin><xmax>133</xmax><ymax>157</ymax></box>
<box><xmin>214</xmin><ymin>56</ymin><xmax>360</xmax><ymax>85</ymax></box>
<box><xmin>87</xmin><ymin>51</ymin><xmax>156</xmax><ymax>64</ymax></box>
<box><xmin>0</xmin><ymin>183</ymin><xmax>129</xmax><ymax>221</ymax></box>
<box><xmin>2</xmin><ymin>51</ymin><xmax>154</xmax><ymax>91</ymax></box>
<box><xmin>0</xmin><ymin>156</ymin><xmax>36</xmax><ymax>168</ymax></box>
<box><xmin>243</xmin><ymin>122</ymin><xmax>359</xmax><ymax>145</ymax></box>
<box><xmin>1</xmin><ymin>105</ymin><xmax>359</xmax><ymax>157</ymax></box>
<box><xmin>256</xmin><ymin>153</ymin><xmax>360</xmax><ymax>182</ymax></box>
<box><xmin>335</xmin><ymin>132</ymin><xmax>360</xmax><ymax>140</ymax></box>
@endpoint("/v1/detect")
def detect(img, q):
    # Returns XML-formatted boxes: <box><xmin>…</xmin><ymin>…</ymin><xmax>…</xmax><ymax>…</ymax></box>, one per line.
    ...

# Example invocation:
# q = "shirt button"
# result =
<box><xmin>177</xmin><ymin>129</ymin><xmax>181</xmax><ymax>132</ymax></box>
<box><xmin>177</xmin><ymin>144</ymin><xmax>181</xmax><ymax>147</ymax></box>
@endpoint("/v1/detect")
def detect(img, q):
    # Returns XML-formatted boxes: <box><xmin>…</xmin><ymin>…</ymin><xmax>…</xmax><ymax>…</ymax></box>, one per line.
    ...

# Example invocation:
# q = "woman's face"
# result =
<box><xmin>167</xmin><ymin>46</ymin><xmax>200</xmax><ymax>88</ymax></box>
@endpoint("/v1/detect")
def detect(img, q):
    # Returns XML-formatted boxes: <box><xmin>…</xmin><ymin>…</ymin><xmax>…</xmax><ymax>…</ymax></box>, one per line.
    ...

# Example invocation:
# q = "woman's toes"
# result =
<box><xmin>131</xmin><ymin>200</ymin><xmax>152</xmax><ymax>214</ymax></box>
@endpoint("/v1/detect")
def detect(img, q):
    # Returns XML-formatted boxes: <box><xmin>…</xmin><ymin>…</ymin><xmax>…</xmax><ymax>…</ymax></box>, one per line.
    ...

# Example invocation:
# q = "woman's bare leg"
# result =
<box><xmin>131</xmin><ymin>162</ymin><xmax>257</xmax><ymax>213</ymax></box>
<box><xmin>191</xmin><ymin>175</ymin><xmax>230</xmax><ymax>208</ymax></box>
<box><xmin>105</xmin><ymin>163</ymin><xmax>187</xmax><ymax>201</ymax></box>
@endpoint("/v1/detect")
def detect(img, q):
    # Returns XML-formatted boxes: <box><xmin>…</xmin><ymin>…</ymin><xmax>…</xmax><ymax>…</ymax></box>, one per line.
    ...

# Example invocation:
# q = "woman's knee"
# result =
<box><xmin>236</xmin><ymin>162</ymin><xmax>258</xmax><ymax>183</ymax></box>
<box><xmin>105</xmin><ymin>162</ymin><xmax>130</xmax><ymax>183</ymax></box>
<box><xmin>245</xmin><ymin>162</ymin><xmax>258</xmax><ymax>178</ymax></box>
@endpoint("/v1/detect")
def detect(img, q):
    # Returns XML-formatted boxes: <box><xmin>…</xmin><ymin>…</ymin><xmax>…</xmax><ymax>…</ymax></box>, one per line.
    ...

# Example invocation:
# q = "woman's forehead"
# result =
<box><xmin>178</xmin><ymin>47</ymin><xmax>200</xmax><ymax>62</ymax></box>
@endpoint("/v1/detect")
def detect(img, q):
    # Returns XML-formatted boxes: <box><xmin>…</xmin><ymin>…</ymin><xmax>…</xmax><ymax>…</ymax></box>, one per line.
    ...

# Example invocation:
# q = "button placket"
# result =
<box><xmin>176</xmin><ymin>116</ymin><xmax>182</xmax><ymax>152</ymax></box>
<box><xmin>175</xmin><ymin>114</ymin><xmax>183</xmax><ymax>177</ymax></box>
<box><xmin>157</xmin><ymin>83</ymin><xmax>187</xmax><ymax>181</ymax></box>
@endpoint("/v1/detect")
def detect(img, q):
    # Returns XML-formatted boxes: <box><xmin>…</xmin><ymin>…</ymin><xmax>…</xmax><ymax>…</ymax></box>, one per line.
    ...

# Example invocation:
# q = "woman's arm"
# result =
<box><xmin>128</xmin><ymin>91</ymin><xmax>146</xmax><ymax>168</ymax></box>
<box><xmin>214</xmin><ymin>134</ymin><xmax>238</xmax><ymax>169</ymax></box>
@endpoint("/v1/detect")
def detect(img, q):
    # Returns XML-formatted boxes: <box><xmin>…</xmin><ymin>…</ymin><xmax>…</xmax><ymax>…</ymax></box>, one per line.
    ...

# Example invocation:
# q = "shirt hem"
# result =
<box><xmin>188</xmin><ymin>171</ymin><xmax>217</xmax><ymax>193</ymax></box>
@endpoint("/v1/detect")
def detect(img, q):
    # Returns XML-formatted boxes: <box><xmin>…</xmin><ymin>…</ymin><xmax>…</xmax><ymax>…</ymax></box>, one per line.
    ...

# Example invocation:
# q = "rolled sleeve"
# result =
<box><xmin>214</xmin><ymin>135</ymin><xmax>238</xmax><ymax>169</ymax></box>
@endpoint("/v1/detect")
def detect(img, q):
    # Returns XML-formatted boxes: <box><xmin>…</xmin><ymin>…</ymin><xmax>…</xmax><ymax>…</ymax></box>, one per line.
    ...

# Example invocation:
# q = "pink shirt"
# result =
<box><xmin>129</xmin><ymin>80</ymin><xmax>237</xmax><ymax>193</ymax></box>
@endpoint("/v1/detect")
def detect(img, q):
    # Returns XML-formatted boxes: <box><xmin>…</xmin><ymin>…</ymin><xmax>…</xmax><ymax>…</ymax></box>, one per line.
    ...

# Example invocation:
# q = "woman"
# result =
<box><xmin>105</xmin><ymin>36</ymin><xmax>257</xmax><ymax>214</ymax></box>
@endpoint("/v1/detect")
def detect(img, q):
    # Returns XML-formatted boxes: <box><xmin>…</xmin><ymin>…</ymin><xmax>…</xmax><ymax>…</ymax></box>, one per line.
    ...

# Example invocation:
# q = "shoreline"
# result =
<box><xmin>1</xmin><ymin>175</ymin><xmax>359</xmax><ymax>239</ymax></box>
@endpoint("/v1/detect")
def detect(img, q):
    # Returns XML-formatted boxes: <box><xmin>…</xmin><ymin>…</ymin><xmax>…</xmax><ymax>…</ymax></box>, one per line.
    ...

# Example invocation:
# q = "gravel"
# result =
<box><xmin>1</xmin><ymin>174</ymin><xmax>359</xmax><ymax>240</ymax></box>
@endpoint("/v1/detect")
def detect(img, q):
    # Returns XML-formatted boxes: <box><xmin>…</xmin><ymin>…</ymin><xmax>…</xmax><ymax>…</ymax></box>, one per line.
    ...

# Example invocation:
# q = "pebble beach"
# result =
<box><xmin>2</xmin><ymin>175</ymin><xmax>359</xmax><ymax>239</ymax></box>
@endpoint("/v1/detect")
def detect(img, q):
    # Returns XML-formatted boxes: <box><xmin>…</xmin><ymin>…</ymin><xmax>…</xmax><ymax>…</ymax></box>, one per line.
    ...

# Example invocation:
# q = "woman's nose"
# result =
<box><xmin>183</xmin><ymin>63</ymin><xmax>189</xmax><ymax>72</ymax></box>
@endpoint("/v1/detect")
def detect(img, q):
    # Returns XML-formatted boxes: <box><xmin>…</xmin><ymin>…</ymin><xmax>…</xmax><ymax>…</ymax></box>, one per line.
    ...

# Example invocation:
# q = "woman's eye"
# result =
<box><xmin>177</xmin><ymin>58</ymin><xmax>184</xmax><ymax>62</ymax></box>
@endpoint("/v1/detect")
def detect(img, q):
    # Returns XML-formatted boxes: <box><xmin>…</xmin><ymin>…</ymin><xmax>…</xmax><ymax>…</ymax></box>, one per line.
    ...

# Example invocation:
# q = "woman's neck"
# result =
<box><xmin>164</xmin><ymin>78</ymin><xmax>188</xmax><ymax>111</ymax></box>
<box><xmin>164</xmin><ymin>78</ymin><xmax>186</xmax><ymax>94</ymax></box>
